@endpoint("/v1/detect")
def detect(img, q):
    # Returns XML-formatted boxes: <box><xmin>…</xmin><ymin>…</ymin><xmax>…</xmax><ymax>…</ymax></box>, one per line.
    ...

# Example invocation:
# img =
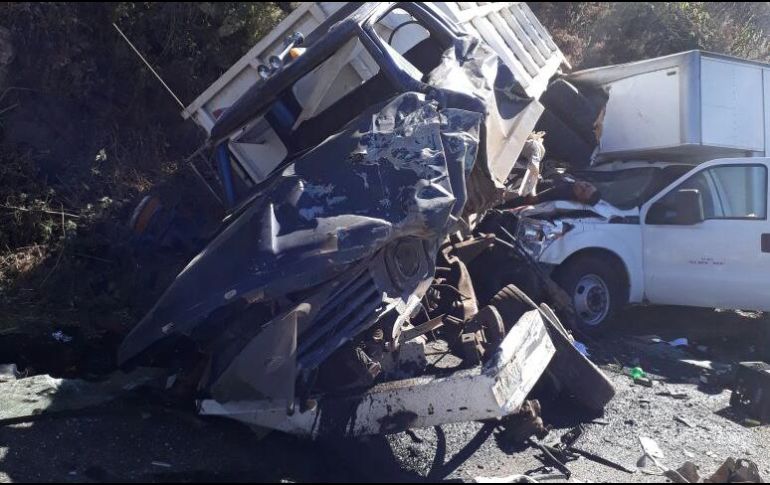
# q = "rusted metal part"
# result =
<box><xmin>529</xmin><ymin>439</ymin><xmax>572</xmax><ymax>479</ymax></box>
<box><xmin>399</xmin><ymin>315</ymin><xmax>445</xmax><ymax>343</ymax></box>
<box><xmin>498</xmin><ymin>399</ymin><xmax>548</xmax><ymax>444</ymax></box>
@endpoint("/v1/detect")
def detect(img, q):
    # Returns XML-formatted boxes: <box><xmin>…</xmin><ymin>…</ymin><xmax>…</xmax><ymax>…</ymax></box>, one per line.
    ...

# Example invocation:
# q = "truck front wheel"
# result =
<box><xmin>554</xmin><ymin>255</ymin><xmax>627</xmax><ymax>334</ymax></box>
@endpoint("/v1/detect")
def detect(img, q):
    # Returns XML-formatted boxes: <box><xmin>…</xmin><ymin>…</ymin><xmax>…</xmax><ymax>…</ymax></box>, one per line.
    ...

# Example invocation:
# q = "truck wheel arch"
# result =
<box><xmin>552</xmin><ymin>248</ymin><xmax>631</xmax><ymax>307</ymax></box>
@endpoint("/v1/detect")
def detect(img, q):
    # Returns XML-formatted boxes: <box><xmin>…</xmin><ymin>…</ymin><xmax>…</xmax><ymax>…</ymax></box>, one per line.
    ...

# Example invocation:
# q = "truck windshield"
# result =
<box><xmin>577</xmin><ymin>165</ymin><xmax>691</xmax><ymax>209</ymax></box>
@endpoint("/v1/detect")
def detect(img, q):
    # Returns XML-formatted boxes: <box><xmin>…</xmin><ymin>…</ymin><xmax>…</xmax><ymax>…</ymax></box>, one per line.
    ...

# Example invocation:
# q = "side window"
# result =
<box><xmin>648</xmin><ymin>165</ymin><xmax>767</xmax><ymax>224</ymax></box>
<box><xmin>709</xmin><ymin>165</ymin><xmax>767</xmax><ymax>219</ymax></box>
<box><xmin>373</xmin><ymin>8</ymin><xmax>446</xmax><ymax>81</ymax></box>
<box><xmin>677</xmin><ymin>171</ymin><xmax>718</xmax><ymax>219</ymax></box>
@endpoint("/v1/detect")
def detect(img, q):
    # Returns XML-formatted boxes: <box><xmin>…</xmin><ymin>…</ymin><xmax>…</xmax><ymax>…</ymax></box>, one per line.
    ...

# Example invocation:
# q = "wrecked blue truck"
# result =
<box><xmin>119</xmin><ymin>2</ymin><xmax>614</xmax><ymax>437</ymax></box>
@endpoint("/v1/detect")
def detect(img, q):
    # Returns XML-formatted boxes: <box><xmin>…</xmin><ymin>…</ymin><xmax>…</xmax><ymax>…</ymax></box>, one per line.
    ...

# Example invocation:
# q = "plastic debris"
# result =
<box><xmin>668</xmin><ymin>338</ymin><xmax>689</xmax><ymax>347</ymax></box>
<box><xmin>573</xmin><ymin>341</ymin><xmax>590</xmax><ymax>357</ymax></box>
<box><xmin>630</xmin><ymin>367</ymin><xmax>646</xmax><ymax>379</ymax></box>
<box><xmin>639</xmin><ymin>436</ymin><xmax>665</xmax><ymax>460</ymax></box>
<box><xmin>51</xmin><ymin>330</ymin><xmax>73</xmax><ymax>343</ymax></box>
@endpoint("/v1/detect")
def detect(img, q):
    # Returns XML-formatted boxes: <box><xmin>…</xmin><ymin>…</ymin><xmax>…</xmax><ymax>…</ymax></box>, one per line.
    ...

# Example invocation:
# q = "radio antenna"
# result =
<box><xmin>112</xmin><ymin>22</ymin><xmax>187</xmax><ymax>112</ymax></box>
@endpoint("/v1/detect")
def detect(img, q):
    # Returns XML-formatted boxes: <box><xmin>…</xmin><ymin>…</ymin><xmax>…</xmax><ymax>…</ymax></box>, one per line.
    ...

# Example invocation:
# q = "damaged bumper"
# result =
<box><xmin>199</xmin><ymin>309</ymin><xmax>555</xmax><ymax>437</ymax></box>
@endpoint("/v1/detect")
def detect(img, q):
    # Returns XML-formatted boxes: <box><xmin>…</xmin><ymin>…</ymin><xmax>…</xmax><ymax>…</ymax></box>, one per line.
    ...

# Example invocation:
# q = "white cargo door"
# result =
<box><xmin>600</xmin><ymin>68</ymin><xmax>682</xmax><ymax>154</ymax></box>
<box><xmin>701</xmin><ymin>57</ymin><xmax>764</xmax><ymax>152</ymax></box>
<box><xmin>641</xmin><ymin>159</ymin><xmax>770</xmax><ymax>311</ymax></box>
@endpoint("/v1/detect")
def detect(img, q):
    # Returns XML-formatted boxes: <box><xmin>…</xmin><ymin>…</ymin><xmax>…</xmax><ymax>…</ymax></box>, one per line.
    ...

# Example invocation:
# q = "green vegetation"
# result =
<box><xmin>530</xmin><ymin>2</ymin><xmax>770</xmax><ymax>68</ymax></box>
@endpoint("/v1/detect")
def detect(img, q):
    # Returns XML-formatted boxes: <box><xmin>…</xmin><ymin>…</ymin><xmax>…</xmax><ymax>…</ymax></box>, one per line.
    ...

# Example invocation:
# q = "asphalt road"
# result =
<box><xmin>1</xmin><ymin>307</ymin><xmax>768</xmax><ymax>483</ymax></box>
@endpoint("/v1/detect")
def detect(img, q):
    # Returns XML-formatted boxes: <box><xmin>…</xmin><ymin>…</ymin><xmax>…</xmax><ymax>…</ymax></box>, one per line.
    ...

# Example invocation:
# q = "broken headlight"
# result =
<box><xmin>515</xmin><ymin>217</ymin><xmax>566</xmax><ymax>260</ymax></box>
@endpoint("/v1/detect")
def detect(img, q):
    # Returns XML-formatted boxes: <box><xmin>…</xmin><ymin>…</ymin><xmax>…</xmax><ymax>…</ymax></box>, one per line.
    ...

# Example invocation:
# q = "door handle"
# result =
<box><xmin>762</xmin><ymin>234</ymin><xmax>770</xmax><ymax>253</ymax></box>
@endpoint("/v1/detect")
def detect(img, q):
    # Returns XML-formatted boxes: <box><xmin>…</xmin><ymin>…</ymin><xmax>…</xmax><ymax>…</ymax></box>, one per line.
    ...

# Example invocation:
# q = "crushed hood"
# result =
<box><xmin>119</xmin><ymin>92</ymin><xmax>483</xmax><ymax>367</ymax></box>
<box><xmin>513</xmin><ymin>199</ymin><xmax>639</xmax><ymax>220</ymax></box>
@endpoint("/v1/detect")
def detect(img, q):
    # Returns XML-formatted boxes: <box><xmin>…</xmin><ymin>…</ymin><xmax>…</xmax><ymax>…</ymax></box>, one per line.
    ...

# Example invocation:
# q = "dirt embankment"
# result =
<box><xmin>0</xmin><ymin>3</ymin><xmax>290</xmax><ymax>337</ymax></box>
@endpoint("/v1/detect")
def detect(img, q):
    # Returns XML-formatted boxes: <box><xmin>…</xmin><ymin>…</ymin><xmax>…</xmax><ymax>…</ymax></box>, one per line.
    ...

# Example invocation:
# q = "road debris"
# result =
<box><xmin>631</xmin><ymin>367</ymin><xmax>654</xmax><ymax>387</ymax></box>
<box><xmin>474</xmin><ymin>475</ymin><xmax>539</xmax><ymax>484</ymax></box>
<box><xmin>730</xmin><ymin>361</ymin><xmax>770</xmax><ymax>424</ymax></box>
<box><xmin>498</xmin><ymin>400</ymin><xmax>549</xmax><ymax>444</ymax></box>
<box><xmin>569</xmin><ymin>445</ymin><xmax>637</xmax><ymax>474</ymax></box>
<box><xmin>528</xmin><ymin>439</ymin><xmax>572</xmax><ymax>479</ymax></box>
<box><xmin>675</xmin><ymin>416</ymin><xmax>695</xmax><ymax>428</ymax></box>
<box><xmin>51</xmin><ymin>330</ymin><xmax>73</xmax><ymax>344</ymax></box>
<box><xmin>637</xmin><ymin>436</ymin><xmax>667</xmax><ymax>472</ymax></box>
<box><xmin>664</xmin><ymin>461</ymin><xmax>700</xmax><ymax>483</ymax></box>
<box><xmin>708</xmin><ymin>457</ymin><xmax>765</xmax><ymax>483</ymax></box>
<box><xmin>664</xmin><ymin>457</ymin><xmax>766</xmax><ymax>483</ymax></box>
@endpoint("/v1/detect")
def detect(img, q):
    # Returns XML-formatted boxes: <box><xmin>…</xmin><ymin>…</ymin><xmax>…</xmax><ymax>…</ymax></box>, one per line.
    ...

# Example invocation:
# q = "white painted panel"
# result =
<box><xmin>600</xmin><ymin>68</ymin><xmax>681</xmax><ymax>153</ymax></box>
<box><xmin>701</xmin><ymin>57</ymin><xmax>764</xmax><ymax>151</ymax></box>
<box><xmin>764</xmin><ymin>69</ymin><xmax>770</xmax><ymax>157</ymax></box>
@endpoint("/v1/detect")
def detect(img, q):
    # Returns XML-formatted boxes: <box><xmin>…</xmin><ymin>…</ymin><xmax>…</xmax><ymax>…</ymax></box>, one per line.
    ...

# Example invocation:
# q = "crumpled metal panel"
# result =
<box><xmin>120</xmin><ymin>23</ymin><xmax>545</xmax><ymax>411</ymax></box>
<box><xmin>119</xmin><ymin>93</ymin><xmax>483</xmax><ymax>382</ymax></box>
<box><xmin>427</xmin><ymin>36</ymin><xmax>544</xmax><ymax>216</ymax></box>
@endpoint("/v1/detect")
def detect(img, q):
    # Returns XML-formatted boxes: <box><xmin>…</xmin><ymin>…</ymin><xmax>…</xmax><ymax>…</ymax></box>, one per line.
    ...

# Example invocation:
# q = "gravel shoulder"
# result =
<box><xmin>1</xmin><ymin>308</ymin><xmax>768</xmax><ymax>483</ymax></box>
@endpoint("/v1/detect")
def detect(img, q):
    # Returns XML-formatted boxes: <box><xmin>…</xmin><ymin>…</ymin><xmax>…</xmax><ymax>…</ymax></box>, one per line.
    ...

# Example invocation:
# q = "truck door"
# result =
<box><xmin>641</xmin><ymin>159</ymin><xmax>770</xmax><ymax>310</ymax></box>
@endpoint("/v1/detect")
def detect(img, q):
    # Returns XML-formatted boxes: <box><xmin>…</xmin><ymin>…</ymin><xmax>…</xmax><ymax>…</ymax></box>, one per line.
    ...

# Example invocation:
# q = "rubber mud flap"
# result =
<box><xmin>492</xmin><ymin>285</ymin><xmax>615</xmax><ymax>412</ymax></box>
<box><xmin>540</xmin><ymin>310</ymin><xmax>616</xmax><ymax>413</ymax></box>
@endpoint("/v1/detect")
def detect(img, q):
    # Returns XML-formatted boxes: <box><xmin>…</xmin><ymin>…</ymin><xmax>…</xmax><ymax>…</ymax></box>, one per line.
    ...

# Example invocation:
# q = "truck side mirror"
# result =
<box><xmin>647</xmin><ymin>188</ymin><xmax>704</xmax><ymax>225</ymax></box>
<box><xmin>674</xmin><ymin>189</ymin><xmax>704</xmax><ymax>225</ymax></box>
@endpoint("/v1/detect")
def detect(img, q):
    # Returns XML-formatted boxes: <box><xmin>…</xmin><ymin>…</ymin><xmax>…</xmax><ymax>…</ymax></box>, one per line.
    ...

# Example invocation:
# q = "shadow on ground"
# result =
<box><xmin>584</xmin><ymin>305</ymin><xmax>768</xmax><ymax>389</ymax></box>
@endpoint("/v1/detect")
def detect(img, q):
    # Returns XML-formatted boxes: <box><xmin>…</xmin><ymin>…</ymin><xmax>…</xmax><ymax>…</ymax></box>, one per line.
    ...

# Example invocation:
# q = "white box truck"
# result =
<box><xmin>513</xmin><ymin>51</ymin><xmax>770</xmax><ymax>333</ymax></box>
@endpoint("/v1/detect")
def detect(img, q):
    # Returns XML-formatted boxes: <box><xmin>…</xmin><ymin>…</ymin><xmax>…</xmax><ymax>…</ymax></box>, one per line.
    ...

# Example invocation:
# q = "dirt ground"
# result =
<box><xmin>0</xmin><ymin>306</ymin><xmax>768</xmax><ymax>483</ymax></box>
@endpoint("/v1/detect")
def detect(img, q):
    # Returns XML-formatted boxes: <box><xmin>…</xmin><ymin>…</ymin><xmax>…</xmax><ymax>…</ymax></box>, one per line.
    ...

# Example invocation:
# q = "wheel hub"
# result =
<box><xmin>573</xmin><ymin>274</ymin><xmax>610</xmax><ymax>327</ymax></box>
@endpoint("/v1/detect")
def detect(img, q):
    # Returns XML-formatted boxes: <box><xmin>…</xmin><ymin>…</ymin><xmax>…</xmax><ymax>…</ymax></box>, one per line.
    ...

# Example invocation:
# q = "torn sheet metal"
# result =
<box><xmin>120</xmin><ymin>92</ymin><xmax>483</xmax><ymax>403</ymax></box>
<box><xmin>512</xmin><ymin>199</ymin><xmax>636</xmax><ymax>220</ymax></box>
<box><xmin>426</xmin><ymin>35</ymin><xmax>544</xmax><ymax>216</ymax></box>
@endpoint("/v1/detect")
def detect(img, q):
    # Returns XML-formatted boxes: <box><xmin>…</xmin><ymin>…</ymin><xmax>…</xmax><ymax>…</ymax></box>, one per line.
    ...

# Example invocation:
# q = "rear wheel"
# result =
<box><xmin>490</xmin><ymin>284</ymin><xmax>535</xmax><ymax>329</ymax></box>
<box><xmin>554</xmin><ymin>254</ymin><xmax>627</xmax><ymax>334</ymax></box>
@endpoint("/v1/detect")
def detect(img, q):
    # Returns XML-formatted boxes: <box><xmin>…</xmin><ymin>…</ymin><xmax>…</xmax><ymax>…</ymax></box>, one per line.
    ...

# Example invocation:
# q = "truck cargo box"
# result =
<box><xmin>568</xmin><ymin>50</ymin><xmax>770</xmax><ymax>163</ymax></box>
<box><xmin>182</xmin><ymin>2</ymin><xmax>566</xmax><ymax>184</ymax></box>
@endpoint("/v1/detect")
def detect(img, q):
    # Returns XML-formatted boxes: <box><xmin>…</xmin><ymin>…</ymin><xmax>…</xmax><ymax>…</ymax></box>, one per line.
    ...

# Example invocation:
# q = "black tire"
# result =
<box><xmin>540</xmin><ymin>79</ymin><xmax>602</xmax><ymax>143</ymax></box>
<box><xmin>554</xmin><ymin>254</ymin><xmax>628</xmax><ymax>335</ymax></box>
<box><xmin>535</xmin><ymin>110</ymin><xmax>594</xmax><ymax>168</ymax></box>
<box><xmin>490</xmin><ymin>284</ymin><xmax>536</xmax><ymax>330</ymax></box>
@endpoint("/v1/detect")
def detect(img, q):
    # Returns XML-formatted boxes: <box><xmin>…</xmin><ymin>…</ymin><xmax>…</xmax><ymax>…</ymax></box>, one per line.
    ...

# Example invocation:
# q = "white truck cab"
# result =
<box><xmin>517</xmin><ymin>157</ymin><xmax>770</xmax><ymax>330</ymax></box>
<box><xmin>513</xmin><ymin>50</ymin><xmax>770</xmax><ymax>331</ymax></box>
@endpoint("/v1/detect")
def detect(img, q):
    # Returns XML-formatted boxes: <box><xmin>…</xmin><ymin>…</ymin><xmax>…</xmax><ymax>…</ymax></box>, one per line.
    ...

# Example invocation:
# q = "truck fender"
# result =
<box><xmin>539</xmin><ymin>227</ymin><xmax>644</xmax><ymax>304</ymax></box>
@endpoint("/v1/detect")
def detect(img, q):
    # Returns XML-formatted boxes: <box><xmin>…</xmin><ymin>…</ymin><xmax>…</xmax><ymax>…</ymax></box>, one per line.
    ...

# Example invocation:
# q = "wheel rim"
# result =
<box><xmin>573</xmin><ymin>274</ymin><xmax>610</xmax><ymax>327</ymax></box>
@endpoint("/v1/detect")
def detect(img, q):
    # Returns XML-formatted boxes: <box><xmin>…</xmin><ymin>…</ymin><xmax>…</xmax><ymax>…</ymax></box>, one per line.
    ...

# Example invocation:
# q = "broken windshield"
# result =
<box><xmin>576</xmin><ymin>165</ymin><xmax>691</xmax><ymax>210</ymax></box>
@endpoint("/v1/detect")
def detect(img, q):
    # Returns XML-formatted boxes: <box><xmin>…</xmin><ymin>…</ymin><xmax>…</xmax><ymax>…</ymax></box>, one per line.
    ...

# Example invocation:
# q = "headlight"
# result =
<box><xmin>515</xmin><ymin>217</ymin><xmax>565</xmax><ymax>259</ymax></box>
